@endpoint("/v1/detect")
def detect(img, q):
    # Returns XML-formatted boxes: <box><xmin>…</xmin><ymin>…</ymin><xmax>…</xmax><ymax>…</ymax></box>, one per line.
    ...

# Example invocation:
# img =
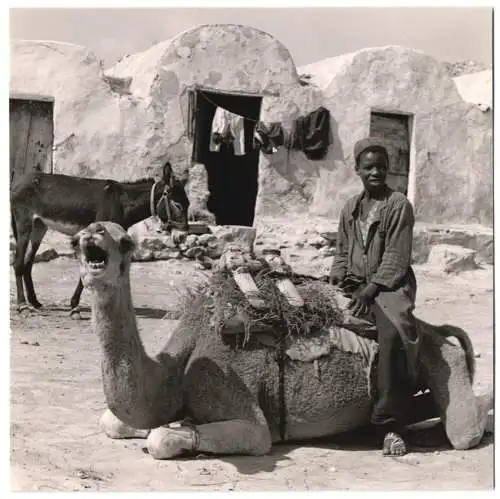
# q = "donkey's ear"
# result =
<box><xmin>162</xmin><ymin>162</ymin><xmax>173</xmax><ymax>184</ymax></box>
<box><xmin>119</xmin><ymin>233</ymin><xmax>136</xmax><ymax>255</ymax></box>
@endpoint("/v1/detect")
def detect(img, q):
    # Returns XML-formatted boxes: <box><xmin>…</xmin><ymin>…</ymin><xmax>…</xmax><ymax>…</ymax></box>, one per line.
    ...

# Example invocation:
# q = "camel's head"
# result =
<box><xmin>71</xmin><ymin>222</ymin><xmax>135</xmax><ymax>289</ymax></box>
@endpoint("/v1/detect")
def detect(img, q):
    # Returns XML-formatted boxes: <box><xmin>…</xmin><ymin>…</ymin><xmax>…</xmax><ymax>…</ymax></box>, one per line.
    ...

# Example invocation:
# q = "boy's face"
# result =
<box><xmin>355</xmin><ymin>150</ymin><xmax>388</xmax><ymax>192</ymax></box>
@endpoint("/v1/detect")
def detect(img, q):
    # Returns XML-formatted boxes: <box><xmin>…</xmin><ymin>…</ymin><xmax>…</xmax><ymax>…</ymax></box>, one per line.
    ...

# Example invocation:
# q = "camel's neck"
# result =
<box><xmin>90</xmin><ymin>275</ymin><xmax>182</xmax><ymax>428</ymax></box>
<box><xmin>91</xmin><ymin>277</ymin><xmax>144</xmax><ymax>360</ymax></box>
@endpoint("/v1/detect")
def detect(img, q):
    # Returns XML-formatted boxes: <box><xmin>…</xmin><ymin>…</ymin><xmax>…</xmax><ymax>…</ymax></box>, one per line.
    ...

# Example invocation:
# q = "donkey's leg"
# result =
<box><xmin>13</xmin><ymin>220</ymin><xmax>31</xmax><ymax>312</ymax></box>
<box><xmin>69</xmin><ymin>279</ymin><xmax>84</xmax><ymax>319</ymax></box>
<box><xmin>23</xmin><ymin>218</ymin><xmax>47</xmax><ymax>309</ymax></box>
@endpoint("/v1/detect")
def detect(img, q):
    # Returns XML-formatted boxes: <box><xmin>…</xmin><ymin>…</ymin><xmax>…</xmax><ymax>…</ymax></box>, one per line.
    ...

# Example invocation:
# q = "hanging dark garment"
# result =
<box><xmin>211</xmin><ymin>130</ymin><xmax>234</xmax><ymax>149</ymax></box>
<box><xmin>253</xmin><ymin>122</ymin><xmax>285</xmax><ymax>154</ymax></box>
<box><xmin>287</xmin><ymin>106</ymin><xmax>331</xmax><ymax>160</ymax></box>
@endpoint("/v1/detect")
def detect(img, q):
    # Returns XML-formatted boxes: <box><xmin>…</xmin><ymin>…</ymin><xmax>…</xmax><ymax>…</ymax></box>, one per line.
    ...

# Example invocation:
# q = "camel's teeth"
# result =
<box><xmin>89</xmin><ymin>261</ymin><xmax>105</xmax><ymax>269</ymax></box>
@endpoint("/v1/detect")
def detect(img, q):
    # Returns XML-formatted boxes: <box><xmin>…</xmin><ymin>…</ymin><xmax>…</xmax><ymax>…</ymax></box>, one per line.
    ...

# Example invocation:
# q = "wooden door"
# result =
<box><xmin>369</xmin><ymin>111</ymin><xmax>410</xmax><ymax>195</ymax></box>
<box><xmin>10</xmin><ymin>95</ymin><xmax>54</xmax><ymax>185</ymax></box>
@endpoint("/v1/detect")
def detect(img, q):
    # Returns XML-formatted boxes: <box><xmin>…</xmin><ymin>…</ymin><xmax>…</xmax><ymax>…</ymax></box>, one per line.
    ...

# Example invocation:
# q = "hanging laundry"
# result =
<box><xmin>287</xmin><ymin>106</ymin><xmax>331</xmax><ymax>160</ymax></box>
<box><xmin>210</xmin><ymin>107</ymin><xmax>230</xmax><ymax>152</ymax></box>
<box><xmin>210</xmin><ymin>107</ymin><xmax>246</xmax><ymax>156</ymax></box>
<box><xmin>253</xmin><ymin>122</ymin><xmax>286</xmax><ymax>154</ymax></box>
<box><xmin>228</xmin><ymin>111</ymin><xmax>245</xmax><ymax>156</ymax></box>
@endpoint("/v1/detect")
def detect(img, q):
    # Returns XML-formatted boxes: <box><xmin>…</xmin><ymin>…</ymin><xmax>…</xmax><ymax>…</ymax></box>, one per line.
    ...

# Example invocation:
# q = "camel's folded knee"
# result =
<box><xmin>446</xmin><ymin>392</ymin><xmax>494</xmax><ymax>450</ymax></box>
<box><xmin>147</xmin><ymin>426</ymin><xmax>197</xmax><ymax>460</ymax></box>
<box><xmin>100</xmin><ymin>408</ymin><xmax>150</xmax><ymax>439</ymax></box>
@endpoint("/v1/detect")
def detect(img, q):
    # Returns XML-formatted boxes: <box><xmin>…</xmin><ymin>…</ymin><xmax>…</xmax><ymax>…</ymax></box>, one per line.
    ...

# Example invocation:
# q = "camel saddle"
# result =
<box><xmin>210</xmin><ymin>269</ymin><xmax>378</xmax><ymax>365</ymax></box>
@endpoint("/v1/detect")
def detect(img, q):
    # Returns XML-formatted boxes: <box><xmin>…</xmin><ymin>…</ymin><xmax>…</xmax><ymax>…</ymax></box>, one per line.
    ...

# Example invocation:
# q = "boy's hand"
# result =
<box><xmin>348</xmin><ymin>283</ymin><xmax>379</xmax><ymax>317</ymax></box>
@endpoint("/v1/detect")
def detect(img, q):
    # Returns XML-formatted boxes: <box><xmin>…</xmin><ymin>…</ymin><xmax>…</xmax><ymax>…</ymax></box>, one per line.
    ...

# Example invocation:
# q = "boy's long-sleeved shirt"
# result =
<box><xmin>330</xmin><ymin>186</ymin><xmax>420</xmax><ymax>382</ymax></box>
<box><xmin>330</xmin><ymin>187</ymin><xmax>416</xmax><ymax>293</ymax></box>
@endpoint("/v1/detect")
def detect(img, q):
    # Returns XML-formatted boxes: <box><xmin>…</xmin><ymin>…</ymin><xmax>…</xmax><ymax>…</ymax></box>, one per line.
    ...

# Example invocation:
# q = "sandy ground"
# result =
<box><xmin>10</xmin><ymin>251</ymin><xmax>494</xmax><ymax>491</ymax></box>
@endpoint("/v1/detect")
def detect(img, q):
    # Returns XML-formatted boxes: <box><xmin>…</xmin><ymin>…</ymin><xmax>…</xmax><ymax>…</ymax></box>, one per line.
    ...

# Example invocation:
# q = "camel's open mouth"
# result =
<box><xmin>83</xmin><ymin>241</ymin><xmax>109</xmax><ymax>274</ymax></box>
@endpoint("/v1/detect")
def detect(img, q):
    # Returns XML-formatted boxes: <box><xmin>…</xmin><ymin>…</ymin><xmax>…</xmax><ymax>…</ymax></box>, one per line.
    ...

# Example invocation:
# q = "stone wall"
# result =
<box><xmin>11</xmin><ymin>221</ymin><xmax>492</xmax><ymax>278</ymax></box>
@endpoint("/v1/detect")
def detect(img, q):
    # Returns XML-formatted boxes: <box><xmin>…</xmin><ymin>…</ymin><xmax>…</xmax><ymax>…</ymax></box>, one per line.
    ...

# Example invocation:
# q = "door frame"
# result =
<box><xmin>369</xmin><ymin>107</ymin><xmax>416</xmax><ymax>207</ymax></box>
<box><xmin>186</xmin><ymin>85</ymin><xmax>264</xmax><ymax>225</ymax></box>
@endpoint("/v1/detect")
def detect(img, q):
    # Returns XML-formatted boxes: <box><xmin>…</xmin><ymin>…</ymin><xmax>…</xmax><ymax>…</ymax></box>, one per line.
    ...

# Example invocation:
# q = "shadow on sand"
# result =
<box><xmin>163</xmin><ymin>424</ymin><xmax>493</xmax><ymax>476</ymax></box>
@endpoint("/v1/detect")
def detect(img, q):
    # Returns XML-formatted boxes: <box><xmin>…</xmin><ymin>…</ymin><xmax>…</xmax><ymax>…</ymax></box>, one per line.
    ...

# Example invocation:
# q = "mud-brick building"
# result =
<box><xmin>10</xmin><ymin>24</ymin><xmax>492</xmax><ymax>227</ymax></box>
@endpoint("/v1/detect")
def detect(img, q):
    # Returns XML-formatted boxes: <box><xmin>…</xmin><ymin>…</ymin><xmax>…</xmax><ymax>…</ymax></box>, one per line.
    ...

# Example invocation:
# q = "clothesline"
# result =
<box><xmin>199</xmin><ymin>88</ymin><xmax>331</xmax><ymax>161</ymax></box>
<box><xmin>198</xmin><ymin>90</ymin><xmax>263</xmax><ymax>124</ymax></box>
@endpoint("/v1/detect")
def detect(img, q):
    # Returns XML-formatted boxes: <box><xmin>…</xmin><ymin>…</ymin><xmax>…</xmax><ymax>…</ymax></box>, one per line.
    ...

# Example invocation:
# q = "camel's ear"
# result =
<box><xmin>119</xmin><ymin>233</ymin><xmax>135</xmax><ymax>255</ymax></box>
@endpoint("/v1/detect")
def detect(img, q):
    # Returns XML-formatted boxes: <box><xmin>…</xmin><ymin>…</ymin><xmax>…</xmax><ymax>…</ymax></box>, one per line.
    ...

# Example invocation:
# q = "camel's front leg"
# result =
<box><xmin>147</xmin><ymin>354</ymin><xmax>273</xmax><ymax>459</ymax></box>
<box><xmin>100</xmin><ymin>409</ymin><xmax>150</xmax><ymax>439</ymax></box>
<box><xmin>99</xmin><ymin>408</ymin><xmax>272</xmax><ymax>459</ymax></box>
<box><xmin>147</xmin><ymin>420</ymin><xmax>271</xmax><ymax>459</ymax></box>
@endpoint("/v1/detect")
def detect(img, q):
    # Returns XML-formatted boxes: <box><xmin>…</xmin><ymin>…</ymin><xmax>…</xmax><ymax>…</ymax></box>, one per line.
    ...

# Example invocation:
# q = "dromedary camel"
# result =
<box><xmin>72</xmin><ymin>221</ymin><xmax>492</xmax><ymax>460</ymax></box>
<box><xmin>11</xmin><ymin>161</ymin><xmax>189</xmax><ymax>317</ymax></box>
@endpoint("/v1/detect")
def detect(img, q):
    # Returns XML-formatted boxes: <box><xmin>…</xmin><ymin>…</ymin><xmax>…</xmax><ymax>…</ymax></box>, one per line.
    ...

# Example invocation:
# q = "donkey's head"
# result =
<box><xmin>150</xmin><ymin>162</ymin><xmax>190</xmax><ymax>233</ymax></box>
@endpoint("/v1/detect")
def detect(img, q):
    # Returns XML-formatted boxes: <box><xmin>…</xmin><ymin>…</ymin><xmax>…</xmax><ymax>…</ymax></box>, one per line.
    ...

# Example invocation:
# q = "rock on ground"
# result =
<box><xmin>427</xmin><ymin>244</ymin><xmax>479</xmax><ymax>274</ymax></box>
<box><xmin>207</xmin><ymin>226</ymin><xmax>257</xmax><ymax>258</ymax></box>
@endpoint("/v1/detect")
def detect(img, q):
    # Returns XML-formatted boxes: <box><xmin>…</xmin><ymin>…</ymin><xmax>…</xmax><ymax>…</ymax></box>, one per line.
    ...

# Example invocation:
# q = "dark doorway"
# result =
<box><xmin>369</xmin><ymin>111</ymin><xmax>411</xmax><ymax>195</ymax></box>
<box><xmin>190</xmin><ymin>89</ymin><xmax>262</xmax><ymax>226</ymax></box>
